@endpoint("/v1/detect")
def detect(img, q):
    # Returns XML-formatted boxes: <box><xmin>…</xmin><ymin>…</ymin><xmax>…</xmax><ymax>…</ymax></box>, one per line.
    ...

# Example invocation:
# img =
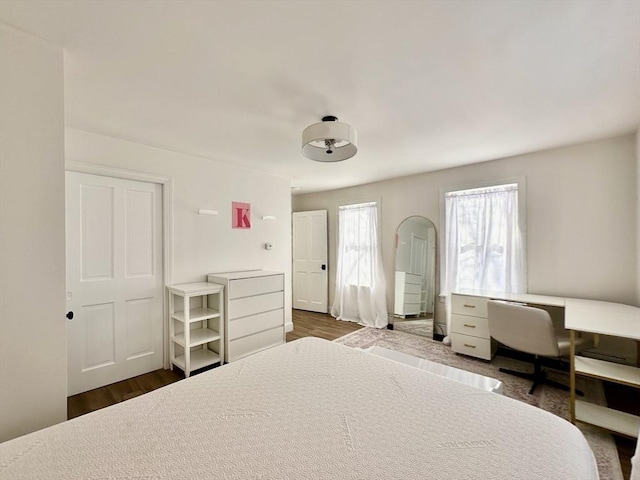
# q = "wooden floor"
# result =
<box><xmin>68</xmin><ymin>311</ymin><xmax>636</xmax><ymax>479</ymax></box>
<box><xmin>285</xmin><ymin>308</ymin><xmax>363</xmax><ymax>342</ymax></box>
<box><xmin>67</xmin><ymin>368</ymin><xmax>183</xmax><ymax>420</ymax></box>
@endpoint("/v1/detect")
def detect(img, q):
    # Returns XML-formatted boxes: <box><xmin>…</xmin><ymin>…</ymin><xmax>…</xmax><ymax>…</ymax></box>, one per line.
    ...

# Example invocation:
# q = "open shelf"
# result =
<box><xmin>171</xmin><ymin>307</ymin><xmax>220</xmax><ymax>323</ymax></box>
<box><xmin>575</xmin><ymin>400</ymin><xmax>640</xmax><ymax>438</ymax></box>
<box><xmin>173</xmin><ymin>348</ymin><xmax>221</xmax><ymax>373</ymax></box>
<box><xmin>172</xmin><ymin>327</ymin><xmax>221</xmax><ymax>348</ymax></box>
<box><xmin>575</xmin><ymin>356</ymin><xmax>640</xmax><ymax>388</ymax></box>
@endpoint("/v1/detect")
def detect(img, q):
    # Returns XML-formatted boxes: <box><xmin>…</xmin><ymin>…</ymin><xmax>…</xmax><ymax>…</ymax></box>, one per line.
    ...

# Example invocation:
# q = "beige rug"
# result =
<box><xmin>334</xmin><ymin>327</ymin><xmax>623</xmax><ymax>480</ymax></box>
<box><xmin>393</xmin><ymin>319</ymin><xmax>434</xmax><ymax>337</ymax></box>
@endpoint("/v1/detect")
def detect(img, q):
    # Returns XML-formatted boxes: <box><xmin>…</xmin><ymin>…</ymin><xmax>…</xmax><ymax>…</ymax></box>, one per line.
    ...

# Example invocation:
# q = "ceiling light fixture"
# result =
<box><xmin>301</xmin><ymin>115</ymin><xmax>357</xmax><ymax>162</ymax></box>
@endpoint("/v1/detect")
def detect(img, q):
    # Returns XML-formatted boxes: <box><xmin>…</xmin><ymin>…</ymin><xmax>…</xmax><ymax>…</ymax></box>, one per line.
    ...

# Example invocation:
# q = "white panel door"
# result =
<box><xmin>410</xmin><ymin>233</ymin><xmax>428</xmax><ymax>314</ymax></box>
<box><xmin>292</xmin><ymin>210</ymin><xmax>328</xmax><ymax>313</ymax></box>
<box><xmin>66</xmin><ymin>172</ymin><xmax>163</xmax><ymax>396</ymax></box>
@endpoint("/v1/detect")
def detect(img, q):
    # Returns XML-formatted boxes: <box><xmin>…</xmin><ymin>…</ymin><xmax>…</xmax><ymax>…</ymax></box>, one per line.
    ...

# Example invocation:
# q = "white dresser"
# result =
<box><xmin>394</xmin><ymin>272</ymin><xmax>422</xmax><ymax>317</ymax></box>
<box><xmin>450</xmin><ymin>293</ymin><xmax>497</xmax><ymax>360</ymax></box>
<box><xmin>207</xmin><ymin>270</ymin><xmax>284</xmax><ymax>362</ymax></box>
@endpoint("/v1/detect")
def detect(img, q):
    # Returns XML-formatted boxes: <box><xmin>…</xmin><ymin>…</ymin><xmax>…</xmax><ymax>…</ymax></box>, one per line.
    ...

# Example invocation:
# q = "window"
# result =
<box><xmin>331</xmin><ymin>201</ymin><xmax>388</xmax><ymax>328</ymax></box>
<box><xmin>444</xmin><ymin>183</ymin><xmax>526</xmax><ymax>294</ymax></box>
<box><xmin>337</xmin><ymin>202</ymin><xmax>378</xmax><ymax>287</ymax></box>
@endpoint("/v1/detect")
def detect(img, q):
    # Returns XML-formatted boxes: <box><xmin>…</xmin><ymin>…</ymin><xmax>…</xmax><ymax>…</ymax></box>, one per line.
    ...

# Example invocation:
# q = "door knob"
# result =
<box><xmin>66</xmin><ymin>311</ymin><xmax>74</xmax><ymax>320</ymax></box>
<box><xmin>321</xmin><ymin>264</ymin><xmax>326</xmax><ymax>270</ymax></box>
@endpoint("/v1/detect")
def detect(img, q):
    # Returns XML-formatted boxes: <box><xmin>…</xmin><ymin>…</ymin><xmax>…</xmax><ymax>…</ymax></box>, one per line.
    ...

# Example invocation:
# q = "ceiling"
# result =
<box><xmin>1</xmin><ymin>1</ymin><xmax>638</xmax><ymax>194</ymax></box>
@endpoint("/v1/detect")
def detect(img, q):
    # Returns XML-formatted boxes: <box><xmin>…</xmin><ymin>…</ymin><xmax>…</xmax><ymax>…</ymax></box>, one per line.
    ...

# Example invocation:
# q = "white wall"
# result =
<box><xmin>65</xmin><ymin>129</ymin><xmax>293</xmax><ymax>330</ymax></box>
<box><xmin>637</xmin><ymin>128</ymin><xmax>640</xmax><ymax>307</ymax></box>
<box><xmin>0</xmin><ymin>24</ymin><xmax>67</xmax><ymax>441</ymax></box>
<box><xmin>293</xmin><ymin>134</ymin><xmax>637</xmax><ymax>360</ymax></box>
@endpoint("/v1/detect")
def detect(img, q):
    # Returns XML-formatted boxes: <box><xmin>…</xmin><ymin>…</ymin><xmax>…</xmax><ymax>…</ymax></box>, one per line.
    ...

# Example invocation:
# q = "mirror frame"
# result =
<box><xmin>390</xmin><ymin>215</ymin><xmax>437</xmax><ymax>339</ymax></box>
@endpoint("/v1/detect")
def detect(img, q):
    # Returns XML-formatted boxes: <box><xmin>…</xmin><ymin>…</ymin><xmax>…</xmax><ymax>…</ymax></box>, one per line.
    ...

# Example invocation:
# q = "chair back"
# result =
<box><xmin>487</xmin><ymin>300</ymin><xmax>559</xmax><ymax>357</ymax></box>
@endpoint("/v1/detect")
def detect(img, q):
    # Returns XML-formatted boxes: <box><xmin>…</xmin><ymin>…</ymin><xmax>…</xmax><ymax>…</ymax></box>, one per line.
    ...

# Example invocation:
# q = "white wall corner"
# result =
<box><xmin>0</xmin><ymin>24</ymin><xmax>67</xmax><ymax>441</ymax></box>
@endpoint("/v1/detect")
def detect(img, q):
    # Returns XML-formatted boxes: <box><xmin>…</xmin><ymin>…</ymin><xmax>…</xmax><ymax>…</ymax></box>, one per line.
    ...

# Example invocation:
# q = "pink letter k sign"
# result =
<box><xmin>232</xmin><ymin>201</ymin><xmax>251</xmax><ymax>229</ymax></box>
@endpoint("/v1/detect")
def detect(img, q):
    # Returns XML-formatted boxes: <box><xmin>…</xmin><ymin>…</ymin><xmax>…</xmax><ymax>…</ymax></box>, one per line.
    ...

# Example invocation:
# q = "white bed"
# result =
<box><xmin>0</xmin><ymin>337</ymin><xmax>598</xmax><ymax>479</ymax></box>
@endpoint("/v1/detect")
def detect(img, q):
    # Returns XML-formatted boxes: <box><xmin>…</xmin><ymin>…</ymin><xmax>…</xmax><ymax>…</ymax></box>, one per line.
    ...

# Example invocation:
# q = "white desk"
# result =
<box><xmin>451</xmin><ymin>290</ymin><xmax>640</xmax><ymax>438</ymax></box>
<box><xmin>564</xmin><ymin>298</ymin><xmax>640</xmax><ymax>339</ymax></box>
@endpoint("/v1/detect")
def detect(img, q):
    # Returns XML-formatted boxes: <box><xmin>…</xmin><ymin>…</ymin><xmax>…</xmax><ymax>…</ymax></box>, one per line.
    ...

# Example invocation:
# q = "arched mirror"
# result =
<box><xmin>392</xmin><ymin>216</ymin><xmax>437</xmax><ymax>338</ymax></box>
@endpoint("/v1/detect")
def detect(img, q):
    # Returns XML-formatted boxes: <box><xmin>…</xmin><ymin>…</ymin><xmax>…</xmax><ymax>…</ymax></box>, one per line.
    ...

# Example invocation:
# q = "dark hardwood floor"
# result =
<box><xmin>67</xmin><ymin>368</ymin><xmax>183</xmax><ymax>419</ymax></box>
<box><xmin>285</xmin><ymin>308</ymin><xmax>363</xmax><ymax>342</ymax></box>
<box><xmin>68</xmin><ymin>311</ymin><xmax>636</xmax><ymax>479</ymax></box>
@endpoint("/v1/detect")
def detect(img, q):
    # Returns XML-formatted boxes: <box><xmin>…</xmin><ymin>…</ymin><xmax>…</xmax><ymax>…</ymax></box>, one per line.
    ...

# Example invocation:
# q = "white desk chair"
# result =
<box><xmin>487</xmin><ymin>300</ymin><xmax>593</xmax><ymax>395</ymax></box>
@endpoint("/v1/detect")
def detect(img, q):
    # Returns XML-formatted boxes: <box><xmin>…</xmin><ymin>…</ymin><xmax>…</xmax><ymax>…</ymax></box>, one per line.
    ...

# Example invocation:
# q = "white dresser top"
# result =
<box><xmin>453</xmin><ymin>289</ymin><xmax>566</xmax><ymax>307</ymax></box>
<box><xmin>207</xmin><ymin>270</ymin><xmax>283</xmax><ymax>280</ymax></box>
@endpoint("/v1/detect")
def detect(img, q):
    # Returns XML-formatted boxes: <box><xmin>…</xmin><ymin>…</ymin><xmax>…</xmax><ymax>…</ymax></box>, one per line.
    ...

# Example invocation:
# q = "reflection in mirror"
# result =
<box><xmin>392</xmin><ymin>216</ymin><xmax>436</xmax><ymax>338</ymax></box>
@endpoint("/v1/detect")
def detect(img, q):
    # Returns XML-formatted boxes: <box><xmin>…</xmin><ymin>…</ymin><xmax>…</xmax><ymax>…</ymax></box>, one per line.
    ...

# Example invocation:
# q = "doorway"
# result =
<box><xmin>292</xmin><ymin>210</ymin><xmax>328</xmax><ymax>313</ymax></box>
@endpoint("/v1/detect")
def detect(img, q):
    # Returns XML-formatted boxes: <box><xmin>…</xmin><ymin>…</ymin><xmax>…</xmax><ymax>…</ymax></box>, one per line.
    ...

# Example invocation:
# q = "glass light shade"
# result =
<box><xmin>301</xmin><ymin>120</ymin><xmax>358</xmax><ymax>162</ymax></box>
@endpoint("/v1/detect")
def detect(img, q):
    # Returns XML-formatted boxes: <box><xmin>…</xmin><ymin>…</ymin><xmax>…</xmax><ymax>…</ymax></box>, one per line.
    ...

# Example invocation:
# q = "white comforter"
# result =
<box><xmin>0</xmin><ymin>337</ymin><xmax>598</xmax><ymax>479</ymax></box>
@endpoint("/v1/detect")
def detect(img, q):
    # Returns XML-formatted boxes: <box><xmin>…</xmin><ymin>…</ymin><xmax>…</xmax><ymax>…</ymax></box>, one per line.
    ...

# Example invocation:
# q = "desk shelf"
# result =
<box><xmin>569</xmin><ymin>313</ymin><xmax>640</xmax><ymax>439</ymax></box>
<box><xmin>575</xmin><ymin>400</ymin><xmax>640</xmax><ymax>438</ymax></box>
<box><xmin>575</xmin><ymin>356</ymin><xmax>640</xmax><ymax>388</ymax></box>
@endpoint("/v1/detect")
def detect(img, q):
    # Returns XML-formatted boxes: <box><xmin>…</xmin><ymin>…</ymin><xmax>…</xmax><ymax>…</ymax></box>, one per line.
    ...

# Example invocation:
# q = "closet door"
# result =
<box><xmin>66</xmin><ymin>172</ymin><xmax>163</xmax><ymax>395</ymax></box>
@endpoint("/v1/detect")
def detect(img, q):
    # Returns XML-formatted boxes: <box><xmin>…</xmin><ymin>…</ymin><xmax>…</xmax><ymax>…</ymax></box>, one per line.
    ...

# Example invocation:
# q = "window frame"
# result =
<box><xmin>438</xmin><ymin>176</ymin><xmax>527</xmax><ymax>296</ymax></box>
<box><xmin>335</xmin><ymin>199</ymin><xmax>382</xmax><ymax>288</ymax></box>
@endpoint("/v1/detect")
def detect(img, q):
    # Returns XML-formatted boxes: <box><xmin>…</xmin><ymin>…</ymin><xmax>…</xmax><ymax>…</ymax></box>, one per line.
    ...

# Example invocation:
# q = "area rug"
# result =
<box><xmin>334</xmin><ymin>327</ymin><xmax>623</xmax><ymax>480</ymax></box>
<box><xmin>392</xmin><ymin>319</ymin><xmax>433</xmax><ymax>337</ymax></box>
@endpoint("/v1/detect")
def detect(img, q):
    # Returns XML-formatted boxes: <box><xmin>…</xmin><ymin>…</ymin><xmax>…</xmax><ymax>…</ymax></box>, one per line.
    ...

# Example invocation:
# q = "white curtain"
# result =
<box><xmin>331</xmin><ymin>202</ymin><xmax>388</xmax><ymax>328</ymax></box>
<box><xmin>443</xmin><ymin>184</ymin><xmax>525</xmax><ymax>343</ymax></box>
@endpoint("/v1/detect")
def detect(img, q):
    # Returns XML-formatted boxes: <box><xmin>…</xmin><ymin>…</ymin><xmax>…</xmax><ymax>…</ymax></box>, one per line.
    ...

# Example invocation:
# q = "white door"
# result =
<box><xmin>292</xmin><ymin>210</ymin><xmax>328</xmax><ymax>313</ymax></box>
<box><xmin>425</xmin><ymin>227</ymin><xmax>436</xmax><ymax>314</ymax></box>
<box><xmin>66</xmin><ymin>172</ymin><xmax>163</xmax><ymax>396</ymax></box>
<box><xmin>410</xmin><ymin>233</ymin><xmax>428</xmax><ymax>314</ymax></box>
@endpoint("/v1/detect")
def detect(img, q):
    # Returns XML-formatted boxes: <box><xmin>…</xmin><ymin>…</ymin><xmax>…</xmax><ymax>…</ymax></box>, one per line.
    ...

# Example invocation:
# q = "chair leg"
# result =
<box><xmin>528</xmin><ymin>360</ymin><xmax>544</xmax><ymax>395</ymax></box>
<box><xmin>499</xmin><ymin>356</ymin><xmax>583</xmax><ymax>395</ymax></box>
<box><xmin>498</xmin><ymin>367</ymin><xmax>534</xmax><ymax>381</ymax></box>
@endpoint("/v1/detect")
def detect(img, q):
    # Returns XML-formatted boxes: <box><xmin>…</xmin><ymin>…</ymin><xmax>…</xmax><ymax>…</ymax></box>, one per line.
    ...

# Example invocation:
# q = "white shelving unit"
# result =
<box><xmin>167</xmin><ymin>282</ymin><xmax>225</xmax><ymax>377</ymax></box>
<box><xmin>567</xmin><ymin>299</ymin><xmax>640</xmax><ymax>438</ymax></box>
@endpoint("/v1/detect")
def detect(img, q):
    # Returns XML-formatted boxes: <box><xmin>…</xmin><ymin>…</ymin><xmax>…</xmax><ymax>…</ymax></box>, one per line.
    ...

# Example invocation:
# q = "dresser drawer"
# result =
<box><xmin>228</xmin><ymin>326</ymin><xmax>284</xmax><ymax>362</ymax></box>
<box><xmin>228</xmin><ymin>274</ymin><xmax>283</xmax><ymax>299</ymax></box>
<box><xmin>451</xmin><ymin>314</ymin><xmax>490</xmax><ymax>339</ymax></box>
<box><xmin>451</xmin><ymin>294</ymin><xmax>488</xmax><ymax>318</ymax></box>
<box><xmin>404</xmin><ymin>273</ymin><xmax>422</xmax><ymax>285</ymax></box>
<box><xmin>228</xmin><ymin>309</ymin><xmax>284</xmax><ymax>340</ymax></box>
<box><xmin>400</xmin><ymin>301</ymin><xmax>420</xmax><ymax>315</ymax></box>
<box><xmin>403</xmin><ymin>293</ymin><xmax>421</xmax><ymax>305</ymax></box>
<box><xmin>228</xmin><ymin>291</ymin><xmax>283</xmax><ymax>320</ymax></box>
<box><xmin>451</xmin><ymin>333</ymin><xmax>496</xmax><ymax>360</ymax></box>
<box><xmin>404</xmin><ymin>283</ymin><xmax>421</xmax><ymax>295</ymax></box>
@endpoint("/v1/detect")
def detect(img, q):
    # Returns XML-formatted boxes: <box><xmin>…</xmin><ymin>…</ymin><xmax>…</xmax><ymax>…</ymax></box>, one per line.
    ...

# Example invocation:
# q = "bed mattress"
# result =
<box><xmin>0</xmin><ymin>337</ymin><xmax>598</xmax><ymax>479</ymax></box>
